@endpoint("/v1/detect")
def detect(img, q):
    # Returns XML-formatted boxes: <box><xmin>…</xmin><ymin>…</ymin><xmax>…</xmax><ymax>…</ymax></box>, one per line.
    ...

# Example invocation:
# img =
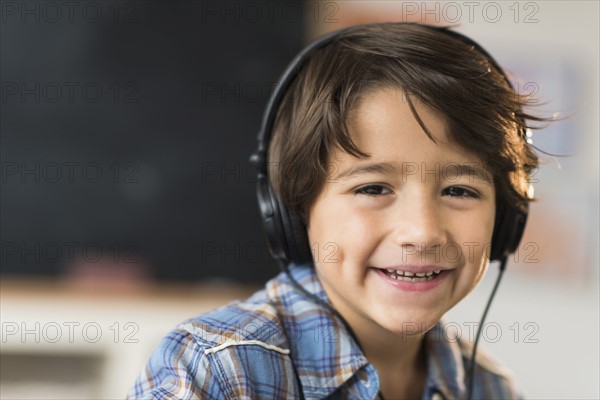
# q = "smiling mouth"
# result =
<box><xmin>382</xmin><ymin>268</ymin><xmax>443</xmax><ymax>282</ymax></box>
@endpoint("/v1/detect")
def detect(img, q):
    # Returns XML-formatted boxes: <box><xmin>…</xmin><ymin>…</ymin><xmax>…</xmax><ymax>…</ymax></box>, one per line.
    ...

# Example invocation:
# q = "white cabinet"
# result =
<box><xmin>1</xmin><ymin>279</ymin><xmax>258</xmax><ymax>399</ymax></box>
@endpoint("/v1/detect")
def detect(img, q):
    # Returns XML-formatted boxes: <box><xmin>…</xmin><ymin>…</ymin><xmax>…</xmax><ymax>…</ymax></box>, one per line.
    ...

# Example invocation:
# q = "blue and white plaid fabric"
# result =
<box><xmin>128</xmin><ymin>263</ymin><xmax>522</xmax><ymax>399</ymax></box>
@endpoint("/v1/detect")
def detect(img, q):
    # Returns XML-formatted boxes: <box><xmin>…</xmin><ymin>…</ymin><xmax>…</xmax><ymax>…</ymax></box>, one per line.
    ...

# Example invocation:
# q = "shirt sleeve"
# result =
<box><xmin>473</xmin><ymin>351</ymin><xmax>525</xmax><ymax>400</ymax></box>
<box><xmin>126</xmin><ymin>329</ymin><xmax>225</xmax><ymax>400</ymax></box>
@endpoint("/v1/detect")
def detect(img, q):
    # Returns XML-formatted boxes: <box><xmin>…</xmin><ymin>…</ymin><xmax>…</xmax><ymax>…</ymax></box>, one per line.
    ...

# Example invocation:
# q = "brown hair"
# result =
<box><xmin>268</xmin><ymin>22</ymin><xmax>548</xmax><ymax>225</ymax></box>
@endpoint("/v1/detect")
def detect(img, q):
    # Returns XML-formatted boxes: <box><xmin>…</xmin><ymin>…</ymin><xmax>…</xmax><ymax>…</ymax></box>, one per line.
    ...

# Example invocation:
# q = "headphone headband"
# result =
<box><xmin>250</xmin><ymin>27</ymin><xmax>353</xmax><ymax>172</ymax></box>
<box><xmin>250</xmin><ymin>22</ymin><xmax>530</xmax><ymax>264</ymax></box>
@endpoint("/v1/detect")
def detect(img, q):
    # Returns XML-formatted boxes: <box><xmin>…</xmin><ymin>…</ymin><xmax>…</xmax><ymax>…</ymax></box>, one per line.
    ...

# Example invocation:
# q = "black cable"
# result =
<box><xmin>281</xmin><ymin>257</ymin><xmax>508</xmax><ymax>400</ymax></box>
<box><xmin>466</xmin><ymin>255</ymin><xmax>508</xmax><ymax>400</ymax></box>
<box><xmin>277</xmin><ymin>260</ymin><xmax>387</xmax><ymax>399</ymax></box>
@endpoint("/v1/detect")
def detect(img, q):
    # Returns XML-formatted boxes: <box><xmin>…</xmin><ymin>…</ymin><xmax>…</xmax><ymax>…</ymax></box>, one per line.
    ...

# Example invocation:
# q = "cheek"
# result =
<box><xmin>308</xmin><ymin>198</ymin><xmax>380</xmax><ymax>266</ymax></box>
<box><xmin>456</xmin><ymin>203</ymin><xmax>496</xmax><ymax>244</ymax></box>
<box><xmin>447</xmin><ymin>209</ymin><xmax>495</xmax><ymax>272</ymax></box>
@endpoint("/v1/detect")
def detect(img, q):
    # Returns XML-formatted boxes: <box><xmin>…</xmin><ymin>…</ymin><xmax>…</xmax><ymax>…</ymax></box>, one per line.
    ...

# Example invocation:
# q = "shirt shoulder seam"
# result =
<box><xmin>203</xmin><ymin>339</ymin><xmax>291</xmax><ymax>355</ymax></box>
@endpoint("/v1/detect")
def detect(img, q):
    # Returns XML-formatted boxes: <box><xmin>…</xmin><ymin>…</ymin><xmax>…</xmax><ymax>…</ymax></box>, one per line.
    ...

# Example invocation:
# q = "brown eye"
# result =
<box><xmin>443</xmin><ymin>186</ymin><xmax>479</xmax><ymax>199</ymax></box>
<box><xmin>354</xmin><ymin>185</ymin><xmax>391</xmax><ymax>197</ymax></box>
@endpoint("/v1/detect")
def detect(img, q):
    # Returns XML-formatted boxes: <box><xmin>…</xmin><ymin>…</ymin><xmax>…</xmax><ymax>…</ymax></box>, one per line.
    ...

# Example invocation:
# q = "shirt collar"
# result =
<box><xmin>423</xmin><ymin>322</ymin><xmax>467</xmax><ymax>399</ymax></box>
<box><xmin>266</xmin><ymin>262</ymin><xmax>371</xmax><ymax>399</ymax></box>
<box><xmin>267</xmin><ymin>262</ymin><xmax>468</xmax><ymax>400</ymax></box>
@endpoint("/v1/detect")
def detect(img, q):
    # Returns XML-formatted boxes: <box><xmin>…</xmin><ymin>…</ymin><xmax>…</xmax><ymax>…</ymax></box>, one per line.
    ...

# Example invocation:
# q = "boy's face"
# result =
<box><xmin>307</xmin><ymin>88</ymin><xmax>496</xmax><ymax>337</ymax></box>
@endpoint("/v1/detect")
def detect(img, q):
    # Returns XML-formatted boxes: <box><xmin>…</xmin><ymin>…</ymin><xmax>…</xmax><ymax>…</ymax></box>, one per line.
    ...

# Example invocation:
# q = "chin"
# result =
<box><xmin>377</xmin><ymin>312</ymin><xmax>440</xmax><ymax>337</ymax></box>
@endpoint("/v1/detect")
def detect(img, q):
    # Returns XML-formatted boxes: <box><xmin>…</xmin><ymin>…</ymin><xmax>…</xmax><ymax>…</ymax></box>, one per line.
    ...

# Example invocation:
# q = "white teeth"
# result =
<box><xmin>391</xmin><ymin>275</ymin><xmax>430</xmax><ymax>283</ymax></box>
<box><xmin>382</xmin><ymin>268</ymin><xmax>442</xmax><ymax>282</ymax></box>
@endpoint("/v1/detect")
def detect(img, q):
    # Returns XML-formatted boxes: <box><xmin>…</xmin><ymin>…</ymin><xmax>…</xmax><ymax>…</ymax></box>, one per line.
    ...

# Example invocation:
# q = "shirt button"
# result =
<box><xmin>358</xmin><ymin>370</ymin><xmax>370</xmax><ymax>388</ymax></box>
<box><xmin>431</xmin><ymin>392</ymin><xmax>444</xmax><ymax>400</ymax></box>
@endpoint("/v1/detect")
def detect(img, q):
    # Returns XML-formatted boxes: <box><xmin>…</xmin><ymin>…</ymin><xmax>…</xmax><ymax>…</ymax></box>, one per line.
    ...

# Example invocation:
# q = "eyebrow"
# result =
<box><xmin>333</xmin><ymin>161</ymin><xmax>493</xmax><ymax>183</ymax></box>
<box><xmin>334</xmin><ymin>161</ymin><xmax>400</xmax><ymax>181</ymax></box>
<box><xmin>443</xmin><ymin>164</ymin><xmax>493</xmax><ymax>183</ymax></box>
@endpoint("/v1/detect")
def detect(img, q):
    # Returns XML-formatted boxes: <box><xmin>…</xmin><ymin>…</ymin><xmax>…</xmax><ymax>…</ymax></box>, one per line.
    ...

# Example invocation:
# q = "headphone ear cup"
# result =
<box><xmin>490</xmin><ymin>201</ymin><xmax>528</xmax><ymax>262</ymax></box>
<box><xmin>256</xmin><ymin>174</ymin><xmax>287</xmax><ymax>262</ymax></box>
<box><xmin>275</xmin><ymin>194</ymin><xmax>313</xmax><ymax>265</ymax></box>
<box><xmin>256</xmin><ymin>173</ymin><xmax>312</xmax><ymax>265</ymax></box>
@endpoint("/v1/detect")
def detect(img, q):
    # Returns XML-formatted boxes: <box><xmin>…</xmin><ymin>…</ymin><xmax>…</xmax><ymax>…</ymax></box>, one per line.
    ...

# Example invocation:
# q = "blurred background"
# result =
<box><xmin>1</xmin><ymin>0</ymin><xmax>598</xmax><ymax>398</ymax></box>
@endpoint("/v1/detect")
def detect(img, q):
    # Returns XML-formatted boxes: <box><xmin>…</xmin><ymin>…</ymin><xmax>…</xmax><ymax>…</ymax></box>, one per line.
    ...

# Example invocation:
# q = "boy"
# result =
<box><xmin>128</xmin><ymin>23</ymin><xmax>545</xmax><ymax>399</ymax></box>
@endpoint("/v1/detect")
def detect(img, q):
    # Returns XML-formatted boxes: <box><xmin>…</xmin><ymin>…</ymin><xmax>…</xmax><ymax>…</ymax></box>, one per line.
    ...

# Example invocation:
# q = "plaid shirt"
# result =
<box><xmin>128</xmin><ymin>263</ymin><xmax>522</xmax><ymax>399</ymax></box>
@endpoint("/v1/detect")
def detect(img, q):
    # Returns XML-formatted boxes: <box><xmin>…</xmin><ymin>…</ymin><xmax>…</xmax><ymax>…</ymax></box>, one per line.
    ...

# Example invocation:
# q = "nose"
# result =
<box><xmin>392</xmin><ymin>195</ymin><xmax>448</xmax><ymax>259</ymax></box>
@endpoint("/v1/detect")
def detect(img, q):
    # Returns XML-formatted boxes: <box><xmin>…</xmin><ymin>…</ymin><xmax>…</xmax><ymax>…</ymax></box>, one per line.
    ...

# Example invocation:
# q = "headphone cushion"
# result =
<box><xmin>491</xmin><ymin>201</ymin><xmax>527</xmax><ymax>261</ymax></box>
<box><xmin>276</xmin><ymin>195</ymin><xmax>312</xmax><ymax>265</ymax></box>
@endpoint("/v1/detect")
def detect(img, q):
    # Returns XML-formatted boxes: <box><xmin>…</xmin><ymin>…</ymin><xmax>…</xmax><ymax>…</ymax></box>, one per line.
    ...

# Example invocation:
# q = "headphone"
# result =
<box><xmin>249</xmin><ymin>22</ymin><xmax>530</xmax><ymax>268</ymax></box>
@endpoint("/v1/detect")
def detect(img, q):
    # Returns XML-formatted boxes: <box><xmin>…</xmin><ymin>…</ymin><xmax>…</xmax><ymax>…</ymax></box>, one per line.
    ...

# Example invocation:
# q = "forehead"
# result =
<box><xmin>338</xmin><ymin>88</ymin><xmax>488</xmax><ymax>172</ymax></box>
<box><xmin>348</xmin><ymin>88</ymin><xmax>446</xmax><ymax>149</ymax></box>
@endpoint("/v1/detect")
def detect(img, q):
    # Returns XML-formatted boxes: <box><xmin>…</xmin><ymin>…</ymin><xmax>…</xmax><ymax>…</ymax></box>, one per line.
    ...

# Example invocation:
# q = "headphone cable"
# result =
<box><xmin>466</xmin><ymin>255</ymin><xmax>508</xmax><ymax>400</ymax></box>
<box><xmin>278</xmin><ymin>260</ymin><xmax>389</xmax><ymax>399</ymax></box>
<box><xmin>278</xmin><ymin>256</ymin><xmax>508</xmax><ymax>400</ymax></box>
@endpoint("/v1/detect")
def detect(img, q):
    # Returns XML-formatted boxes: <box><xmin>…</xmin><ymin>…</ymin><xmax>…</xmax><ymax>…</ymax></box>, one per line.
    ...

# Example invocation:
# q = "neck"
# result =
<box><xmin>326</xmin><ymin>294</ymin><xmax>429</xmax><ymax>398</ymax></box>
<box><xmin>351</xmin><ymin>313</ymin><xmax>426</xmax><ymax>372</ymax></box>
<box><xmin>357</xmin><ymin>321</ymin><xmax>428</xmax><ymax>399</ymax></box>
